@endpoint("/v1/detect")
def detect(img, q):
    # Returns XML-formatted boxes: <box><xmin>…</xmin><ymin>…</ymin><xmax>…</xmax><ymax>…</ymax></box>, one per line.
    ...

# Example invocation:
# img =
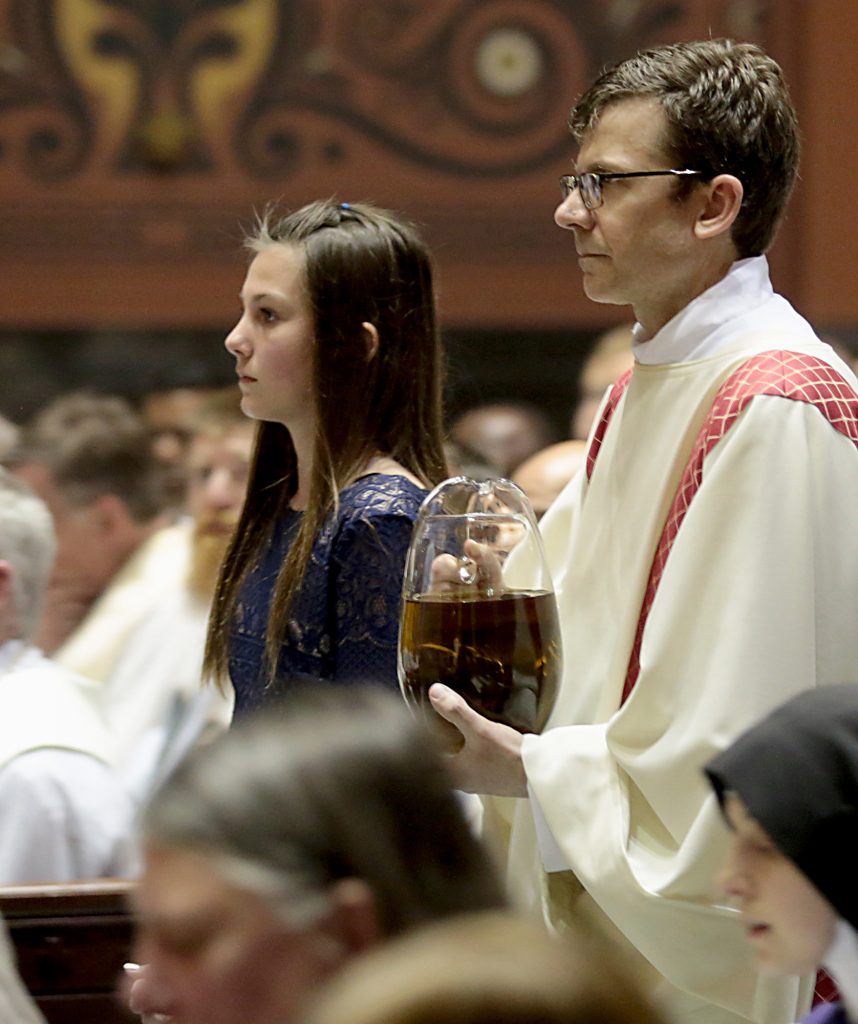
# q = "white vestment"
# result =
<box><xmin>0</xmin><ymin>642</ymin><xmax>135</xmax><ymax>884</ymax></box>
<box><xmin>490</xmin><ymin>258</ymin><xmax>858</xmax><ymax>1024</ymax></box>
<box><xmin>53</xmin><ymin>521</ymin><xmax>232</xmax><ymax>797</ymax></box>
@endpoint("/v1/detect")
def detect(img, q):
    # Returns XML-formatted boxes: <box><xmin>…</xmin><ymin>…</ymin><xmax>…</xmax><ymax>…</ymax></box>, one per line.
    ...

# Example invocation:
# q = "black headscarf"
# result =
<box><xmin>705</xmin><ymin>684</ymin><xmax>858</xmax><ymax>931</ymax></box>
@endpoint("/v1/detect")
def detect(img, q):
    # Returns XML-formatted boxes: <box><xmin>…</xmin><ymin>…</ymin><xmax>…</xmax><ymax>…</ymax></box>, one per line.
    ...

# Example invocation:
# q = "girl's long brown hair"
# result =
<box><xmin>204</xmin><ymin>200</ymin><xmax>447</xmax><ymax>686</ymax></box>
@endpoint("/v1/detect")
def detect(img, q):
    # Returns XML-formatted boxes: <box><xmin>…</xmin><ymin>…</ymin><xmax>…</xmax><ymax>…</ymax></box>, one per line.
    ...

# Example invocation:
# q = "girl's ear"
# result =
<box><xmin>361</xmin><ymin>322</ymin><xmax>380</xmax><ymax>363</ymax></box>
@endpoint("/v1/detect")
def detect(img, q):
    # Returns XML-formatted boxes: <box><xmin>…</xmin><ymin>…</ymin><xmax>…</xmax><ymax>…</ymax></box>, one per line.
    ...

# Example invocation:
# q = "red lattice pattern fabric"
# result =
<box><xmin>621</xmin><ymin>350</ymin><xmax>858</xmax><ymax>706</ymax></box>
<box><xmin>814</xmin><ymin>967</ymin><xmax>840</xmax><ymax>1006</ymax></box>
<box><xmin>586</xmin><ymin>368</ymin><xmax>633</xmax><ymax>479</ymax></box>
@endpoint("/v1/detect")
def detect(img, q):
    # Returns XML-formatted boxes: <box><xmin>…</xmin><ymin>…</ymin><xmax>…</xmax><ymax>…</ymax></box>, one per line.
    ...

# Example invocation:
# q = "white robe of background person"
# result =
<box><xmin>487</xmin><ymin>258</ymin><xmax>858</xmax><ymax>1024</ymax></box>
<box><xmin>53</xmin><ymin>520</ymin><xmax>232</xmax><ymax>798</ymax></box>
<box><xmin>0</xmin><ymin>642</ymin><xmax>135</xmax><ymax>884</ymax></box>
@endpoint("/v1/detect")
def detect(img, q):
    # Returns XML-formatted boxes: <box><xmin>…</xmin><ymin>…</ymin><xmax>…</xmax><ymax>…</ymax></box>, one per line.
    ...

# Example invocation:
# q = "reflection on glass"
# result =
<box><xmin>398</xmin><ymin>477</ymin><xmax>562</xmax><ymax>752</ymax></box>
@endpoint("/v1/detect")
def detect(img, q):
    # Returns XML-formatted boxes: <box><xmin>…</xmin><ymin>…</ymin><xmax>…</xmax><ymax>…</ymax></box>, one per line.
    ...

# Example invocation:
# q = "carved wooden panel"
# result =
<box><xmin>0</xmin><ymin>0</ymin><xmax>802</xmax><ymax>330</ymax></box>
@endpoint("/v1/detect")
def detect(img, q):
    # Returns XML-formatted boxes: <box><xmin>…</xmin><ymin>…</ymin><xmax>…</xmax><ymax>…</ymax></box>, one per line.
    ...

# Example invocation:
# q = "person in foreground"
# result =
<box><xmin>206</xmin><ymin>200</ymin><xmax>447</xmax><ymax>715</ymax></box>
<box><xmin>129</xmin><ymin>686</ymin><xmax>506</xmax><ymax>1024</ymax></box>
<box><xmin>302</xmin><ymin>910</ymin><xmax>668</xmax><ymax>1024</ymax></box>
<box><xmin>427</xmin><ymin>38</ymin><xmax>858</xmax><ymax>1024</ymax></box>
<box><xmin>705</xmin><ymin>685</ymin><xmax>858</xmax><ymax>1024</ymax></box>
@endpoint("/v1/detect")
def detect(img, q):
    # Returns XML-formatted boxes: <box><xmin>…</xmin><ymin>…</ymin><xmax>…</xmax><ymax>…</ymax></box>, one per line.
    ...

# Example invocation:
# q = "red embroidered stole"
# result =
<box><xmin>585</xmin><ymin>351</ymin><xmax>858</xmax><ymax>706</ymax></box>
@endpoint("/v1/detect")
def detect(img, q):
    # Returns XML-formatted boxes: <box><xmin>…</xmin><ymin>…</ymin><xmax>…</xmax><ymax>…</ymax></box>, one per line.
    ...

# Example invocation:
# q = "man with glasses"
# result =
<box><xmin>430</xmin><ymin>38</ymin><xmax>858</xmax><ymax>1024</ymax></box>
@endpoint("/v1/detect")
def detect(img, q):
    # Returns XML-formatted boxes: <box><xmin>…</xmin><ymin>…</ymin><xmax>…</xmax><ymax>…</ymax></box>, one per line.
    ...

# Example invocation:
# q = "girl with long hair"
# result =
<box><xmin>204</xmin><ymin>200</ymin><xmax>447</xmax><ymax>714</ymax></box>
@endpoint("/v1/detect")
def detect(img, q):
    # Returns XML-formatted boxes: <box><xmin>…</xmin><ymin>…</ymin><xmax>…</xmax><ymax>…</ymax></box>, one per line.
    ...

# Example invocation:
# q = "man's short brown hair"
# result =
<box><xmin>570</xmin><ymin>39</ymin><xmax>800</xmax><ymax>258</ymax></box>
<box><xmin>9</xmin><ymin>392</ymin><xmax>166</xmax><ymax>523</ymax></box>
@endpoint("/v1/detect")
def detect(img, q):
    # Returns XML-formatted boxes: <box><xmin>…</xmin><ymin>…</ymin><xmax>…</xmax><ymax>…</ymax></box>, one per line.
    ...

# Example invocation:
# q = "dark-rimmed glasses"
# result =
<box><xmin>559</xmin><ymin>169</ymin><xmax>703</xmax><ymax>210</ymax></box>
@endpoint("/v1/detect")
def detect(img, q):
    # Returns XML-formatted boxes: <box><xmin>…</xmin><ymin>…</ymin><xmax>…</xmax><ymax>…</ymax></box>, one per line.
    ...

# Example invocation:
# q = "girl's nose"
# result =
<box><xmin>225</xmin><ymin>318</ymin><xmax>248</xmax><ymax>356</ymax></box>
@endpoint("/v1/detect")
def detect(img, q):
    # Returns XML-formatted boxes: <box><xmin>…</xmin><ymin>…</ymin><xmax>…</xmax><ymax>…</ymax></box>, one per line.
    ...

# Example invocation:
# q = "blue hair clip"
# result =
<box><xmin>340</xmin><ymin>201</ymin><xmax>351</xmax><ymax>210</ymax></box>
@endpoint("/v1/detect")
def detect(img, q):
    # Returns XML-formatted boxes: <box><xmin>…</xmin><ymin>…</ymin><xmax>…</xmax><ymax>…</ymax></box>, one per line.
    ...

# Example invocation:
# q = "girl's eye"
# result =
<box><xmin>259</xmin><ymin>307</ymin><xmax>277</xmax><ymax>323</ymax></box>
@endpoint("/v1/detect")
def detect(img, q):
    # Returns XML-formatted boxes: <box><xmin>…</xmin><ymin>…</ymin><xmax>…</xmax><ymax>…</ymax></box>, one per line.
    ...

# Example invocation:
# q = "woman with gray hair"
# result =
<box><xmin>0</xmin><ymin>468</ymin><xmax>134</xmax><ymax>884</ymax></box>
<box><xmin>129</xmin><ymin>685</ymin><xmax>505</xmax><ymax>1024</ymax></box>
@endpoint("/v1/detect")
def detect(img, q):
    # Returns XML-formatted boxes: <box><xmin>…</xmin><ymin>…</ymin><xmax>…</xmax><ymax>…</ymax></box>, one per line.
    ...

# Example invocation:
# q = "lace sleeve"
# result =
<box><xmin>330</xmin><ymin>514</ymin><xmax>414</xmax><ymax>689</ymax></box>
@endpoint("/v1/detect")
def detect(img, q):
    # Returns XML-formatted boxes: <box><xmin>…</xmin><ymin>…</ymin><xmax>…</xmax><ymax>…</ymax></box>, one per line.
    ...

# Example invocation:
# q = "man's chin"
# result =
<box><xmin>580</xmin><ymin>275</ymin><xmax>624</xmax><ymax>306</ymax></box>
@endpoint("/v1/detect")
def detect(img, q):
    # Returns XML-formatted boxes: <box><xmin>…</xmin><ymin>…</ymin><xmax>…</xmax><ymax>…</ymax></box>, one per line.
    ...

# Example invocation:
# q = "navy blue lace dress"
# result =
<box><xmin>229</xmin><ymin>473</ymin><xmax>426</xmax><ymax>716</ymax></box>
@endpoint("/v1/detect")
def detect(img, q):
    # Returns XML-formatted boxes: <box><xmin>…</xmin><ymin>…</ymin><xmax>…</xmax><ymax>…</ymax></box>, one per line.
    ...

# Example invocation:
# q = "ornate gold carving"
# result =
<box><xmin>55</xmin><ymin>0</ymin><xmax>136</xmax><ymax>168</ymax></box>
<box><xmin>0</xmin><ymin>0</ymin><xmax>700</xmax><ymax>182</ymax></box>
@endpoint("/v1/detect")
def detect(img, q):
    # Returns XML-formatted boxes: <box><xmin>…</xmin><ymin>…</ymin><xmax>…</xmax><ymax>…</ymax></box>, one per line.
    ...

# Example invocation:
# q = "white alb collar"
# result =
<box><xmin>632</xmin><ymin>256</ymin><xmax>773</xmax><ymax>365</ymax></box>
<box><xmin>0</xmin><ymin>639</ymin><xmax>32</xmax><ymax>676</ymax></box>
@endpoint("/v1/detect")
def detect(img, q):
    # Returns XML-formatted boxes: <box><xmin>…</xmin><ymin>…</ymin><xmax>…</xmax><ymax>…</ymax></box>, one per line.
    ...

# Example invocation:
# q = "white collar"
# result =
<box><xmin>632</xmin><ymin>256</ymin><xmax>774</xmax><ymax>366</ymax></box>
<box><xmin>0</xmin><ymin>639</ymin><xmax>33</xmax><ymax>676</ymax></box>
<box><xmin>824</xmin><ymin>920</ymin><xmax>858</xmax><ymax>1020</ymax></box>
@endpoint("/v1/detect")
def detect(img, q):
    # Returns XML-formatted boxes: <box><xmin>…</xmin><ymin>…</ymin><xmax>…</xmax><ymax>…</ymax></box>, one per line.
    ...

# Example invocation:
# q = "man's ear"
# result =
<box><xmin>361</xmin><ymin>322</ymin><xmax>380</xmax><ymax>363</ymax></box>
<box><xmin>323</xmin><ymin>877</ymin><xmax>382</xmax><ymax>956</ymax></box>
<box><xmin>0</xmin><ymin>561</ymin><xmax>13</xmax><ymax>617</ymax></box>
<box><xmin>694</xmin><ymin>174</ymin><xmax>744</xmax><ymax>240</ymax></box>
<box><xmin>0</xmin><ymin>561</ymin><xmax>18</xmax><ymax>640</ymax></box>
<box><xmin>92</xmin><ymin>493</ymin><xmax>133</xmax><ymax>537</ymax></box>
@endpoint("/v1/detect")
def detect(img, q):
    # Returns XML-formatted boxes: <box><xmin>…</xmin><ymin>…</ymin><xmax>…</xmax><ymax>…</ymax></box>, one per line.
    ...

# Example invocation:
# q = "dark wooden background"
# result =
<box><xmin>0</xmin><ymin>0</ymin><xmax>853</xmax><ymax>427</ymax></box>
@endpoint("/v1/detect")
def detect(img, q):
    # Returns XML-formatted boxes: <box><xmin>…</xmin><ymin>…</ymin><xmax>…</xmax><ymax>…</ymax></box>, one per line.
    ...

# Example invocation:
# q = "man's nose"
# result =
<box><xmin>205</xmin><ymin>467</ymin><xmax>239</xmax><ymax>510</ymax></box>
<box><xmin>555</xmin><ymin>190</ymin><xmax>594</xmax><ymax>231</ymax></box>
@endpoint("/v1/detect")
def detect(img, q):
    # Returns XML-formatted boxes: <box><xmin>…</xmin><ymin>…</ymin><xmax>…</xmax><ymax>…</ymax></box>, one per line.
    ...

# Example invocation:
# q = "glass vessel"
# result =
<box><xmin>398</xmin><ymin>477</ymin><xmax>562</xmax><ymax>753</ymax></box>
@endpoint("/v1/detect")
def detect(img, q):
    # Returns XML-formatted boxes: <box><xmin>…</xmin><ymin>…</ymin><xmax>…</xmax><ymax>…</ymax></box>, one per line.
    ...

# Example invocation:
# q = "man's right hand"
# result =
<box><xmin>428</xmin><ymin>683</ymin><xmax>528</xmax><ymax>797</ymax></box>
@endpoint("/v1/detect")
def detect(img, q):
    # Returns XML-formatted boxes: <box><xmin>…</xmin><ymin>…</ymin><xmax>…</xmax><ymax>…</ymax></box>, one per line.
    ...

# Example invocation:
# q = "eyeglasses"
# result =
<box><xmin>559</xmin><ymin>169</ymin><xmax>703</xmax><ymax>210</ymax></box>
